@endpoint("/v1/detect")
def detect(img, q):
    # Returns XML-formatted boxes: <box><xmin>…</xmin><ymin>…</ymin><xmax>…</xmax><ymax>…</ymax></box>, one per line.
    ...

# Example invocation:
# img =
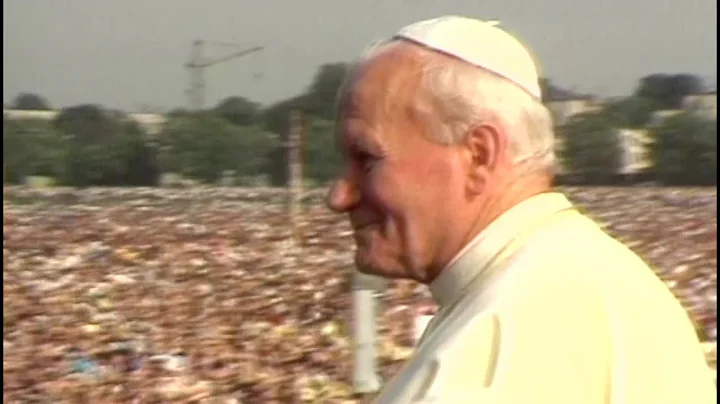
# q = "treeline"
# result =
<box><xmin>556</xmin><ymin>75</ymin><xmax>716</xmax><ymax>186</ymax></box>
<box><xmin>3</xmin><ymin>106</ymin><xmax>341</xmax><ymax>187</ymax></box>
<box><xmin>557</xmin><ymin>110</ymin><xmax>716</xmax><ymax>186</ymax></box>
<box><xmin>3</xmin><ymin>69</ymin><xmax>717</xmax><ymax>187</ymax></box>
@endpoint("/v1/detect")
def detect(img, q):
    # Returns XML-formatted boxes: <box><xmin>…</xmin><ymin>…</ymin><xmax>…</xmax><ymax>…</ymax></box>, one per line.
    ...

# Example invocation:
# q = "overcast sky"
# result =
<box><xmin>3</xmin><ymin>0</ymin><xmax>717</xmax><ymax>112</ymax></box>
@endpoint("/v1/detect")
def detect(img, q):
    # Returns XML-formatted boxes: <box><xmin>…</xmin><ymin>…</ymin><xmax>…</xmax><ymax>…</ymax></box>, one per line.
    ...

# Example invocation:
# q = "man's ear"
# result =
<box><xmin>464</xmin><ymin>123</ymin><xmax>506</xmax><ymax>195</ymax></box>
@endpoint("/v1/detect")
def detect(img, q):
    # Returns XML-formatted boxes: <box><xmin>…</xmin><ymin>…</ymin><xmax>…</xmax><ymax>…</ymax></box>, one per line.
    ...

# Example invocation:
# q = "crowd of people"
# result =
<box><xmin>3</xmin><ymin>186</ymin><xmax>716</xmax><ymax>403</ymax></box>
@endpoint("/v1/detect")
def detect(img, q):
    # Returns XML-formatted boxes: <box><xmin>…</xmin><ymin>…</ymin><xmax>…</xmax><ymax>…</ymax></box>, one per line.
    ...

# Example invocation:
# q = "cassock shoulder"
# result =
<box><xmin>415</xmin><ymin>311</ymin><xmax>502</xmax><ymax>400</ymax></box>
<box><xmin>423</xmin><ymin>247</ymin><xmax>612</xmax><ymax>401</ymax></box>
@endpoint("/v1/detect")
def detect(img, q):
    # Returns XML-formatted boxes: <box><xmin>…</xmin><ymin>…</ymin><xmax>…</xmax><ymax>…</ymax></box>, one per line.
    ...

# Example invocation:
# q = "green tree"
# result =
<box><xmin>117</xmin><ymin>120</ymin><xmax>161</xmax><ymax>186</ymax></box>
<box><xmin>539</xmin><ymin>78</ymin><xmax>584</xmax><ymax>102</ymax></box>
<box><xmin>649</xmin><ymin>112</ymin><xmax>716</xmax><ymax>185</ymax></box>
<box><xmin>305</xmin><ymin>63</ymin><xmax>350</xmax><ymax>119</ymax></box>
<box><xmin>601</xmin><ymin>96</ymin><xmax>660</xmax><ymax>128</ymax></box>
<box><xmin>3</xmin><ymin>118</ymin><xmax>66</xmax><ymax>183</ymax></box>
<box><xmin>232</xmin><ymin>125</ymin><xmax>279</xmax><ymax>182</ymax></box>
<box><xmin>304</xmin><ymin>118</ymin><xmax>343</xmax><ymax>184</ymax></box>
<box><xmin>158</xmin><ymin>113</ymin><xmax>276</xmax><ymax>183</ymax></box>
<box><xmin>167</xmin><ymin>108</ymin><xmax>193</xmax><ymax>118</ymax></box>
<box><xmin>11</xmin><ymin>93</ymin><xmax>52</xmax><ymax>110</ymax></box>
<box><xmin>634</xmin><ymin>74</ymin><xmax>706</xmax><ymax>110</ymax></box>
<box><xmin>214</xmin><ymin>96</ymin><xmax>261</xmax><ymax>126</ymax></box>
<box><xmin>260</xmin><ymin>95</ymin><xmax>309</xmax><ymax>135</ymax></box>
<box><xmin>558</xmin><ymin>111</ymin><xmax>623</xmax><ymax>184</ymax></box>
<box><xmin>266</xmin><ymin>116</ymin><xmax>342</xmax><ymax>187</ymax></box>
<box><xmin>55</xmin><ymin>105</ymin><xmax>121</xmax><ymax>143</ymax></box>
<box><xmin>54</xmin><ymin>105</ymin><xmax>139</xmax><ymax>186</ymax></box>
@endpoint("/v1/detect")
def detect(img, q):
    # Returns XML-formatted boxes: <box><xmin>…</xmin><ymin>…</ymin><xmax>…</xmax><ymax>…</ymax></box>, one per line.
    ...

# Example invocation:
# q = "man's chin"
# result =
<box><xmin>354</xmin><ymin>255</ymin><xmax>376</xmax><ymax>275</ymax></box>
<box><xmin>354</xmin><ymin>254</ymin><xmax>405</xmax><ymax>280</ymax></box>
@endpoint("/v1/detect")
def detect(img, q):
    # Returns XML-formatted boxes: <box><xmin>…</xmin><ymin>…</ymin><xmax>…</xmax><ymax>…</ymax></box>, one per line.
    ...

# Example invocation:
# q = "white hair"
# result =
<box><xmin>338</xmin><ymin>39</ymin><xmax>557</xmax><ymax>174</ymax></box>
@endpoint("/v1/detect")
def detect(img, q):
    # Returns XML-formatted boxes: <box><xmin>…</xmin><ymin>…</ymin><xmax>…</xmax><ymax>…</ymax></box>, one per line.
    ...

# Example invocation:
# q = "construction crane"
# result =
<box><xmin>184</xmin><ymin>40</ymin><xmax>264</xmax><ymax>111</ymax></box>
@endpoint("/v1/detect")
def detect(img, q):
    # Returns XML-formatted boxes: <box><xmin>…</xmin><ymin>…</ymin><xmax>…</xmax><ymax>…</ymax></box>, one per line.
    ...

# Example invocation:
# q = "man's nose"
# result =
<box><xmin>326</xmin><ymin>179</ymin><xmax>360</xmax><ymax>213</ymax></box>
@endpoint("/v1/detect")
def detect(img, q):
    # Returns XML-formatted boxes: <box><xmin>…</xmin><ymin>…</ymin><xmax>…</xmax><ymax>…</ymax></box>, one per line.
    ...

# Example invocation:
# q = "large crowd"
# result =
<box><xmin>3</xmin><ymin>186</ymin><xmax>717</xmax><ymax>403</ymax></box>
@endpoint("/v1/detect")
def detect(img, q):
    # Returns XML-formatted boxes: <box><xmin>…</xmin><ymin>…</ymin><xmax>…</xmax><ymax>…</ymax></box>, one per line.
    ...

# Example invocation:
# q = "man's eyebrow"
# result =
<box><xmin>335</xmin><ymin>124</ymin><xmax>382</xmax><ymax>156</ymax></box>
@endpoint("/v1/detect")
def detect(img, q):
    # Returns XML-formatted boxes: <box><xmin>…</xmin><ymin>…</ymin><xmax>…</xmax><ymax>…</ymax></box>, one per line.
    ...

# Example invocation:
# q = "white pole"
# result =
<box><xmin>352</xmin><ymin>273</ymin><xmax>385</xmax><ymax>394</ymax></box>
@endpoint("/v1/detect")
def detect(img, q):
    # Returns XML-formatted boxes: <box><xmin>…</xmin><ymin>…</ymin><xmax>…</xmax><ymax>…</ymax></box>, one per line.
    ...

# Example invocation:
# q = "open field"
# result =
<box><xmin>2</xmin><ymin>186</ymin><xmax>717</xmax><ymax>403</ymax></box>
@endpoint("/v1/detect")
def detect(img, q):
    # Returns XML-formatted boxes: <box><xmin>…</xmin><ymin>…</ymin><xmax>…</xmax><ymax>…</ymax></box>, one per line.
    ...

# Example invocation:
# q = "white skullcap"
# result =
<box><xmin>393</xmin><ymin>16</ymin><xmax>542</xmax><ymax>99</ymax></box>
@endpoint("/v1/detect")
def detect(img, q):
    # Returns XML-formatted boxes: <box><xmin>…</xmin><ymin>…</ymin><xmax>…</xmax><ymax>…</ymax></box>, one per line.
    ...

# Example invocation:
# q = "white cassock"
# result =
<box><xmin>374</xmin><ymin>192</ymin><xmax>716</xmax><ymax>404</ymax></box>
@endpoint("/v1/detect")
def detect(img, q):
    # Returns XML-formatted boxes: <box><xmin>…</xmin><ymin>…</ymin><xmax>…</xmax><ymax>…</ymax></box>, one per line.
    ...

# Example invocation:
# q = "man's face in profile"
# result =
<box><xmin>326</xmin><ymin>45</ymin><xmax>468</xmax><ymax>281</ymax></box>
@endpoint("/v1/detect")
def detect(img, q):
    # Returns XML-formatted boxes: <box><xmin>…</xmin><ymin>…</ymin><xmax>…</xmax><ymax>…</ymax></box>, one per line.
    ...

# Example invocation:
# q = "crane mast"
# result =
<box><xmin>185</xmin><ymin>40</ymin><xmax>264</xmax><ymax>111</ymax></box>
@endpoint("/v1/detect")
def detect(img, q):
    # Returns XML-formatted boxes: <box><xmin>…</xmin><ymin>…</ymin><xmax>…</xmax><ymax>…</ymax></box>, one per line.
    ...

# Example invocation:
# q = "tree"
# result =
<box><xmin>303</xmin><ymin>118</ymin><xmax>343</xmax><ymax>184</ymax></box>
<box><xmin>305</xmin><ymin>63</ymin><xmax>350</xmax><ymax>119</ymax></box>
<box><xmin>649</xmin><ymin>112</ymin><xmax>716</xmax><ymax>185</ymax></box>
<box><xmin>54</xmin><ymin>105</ymin><xmax>133</xmax><ymax>186</ymax></box>
<box><xmin>558</xmin><ymin>111</ymin><xmax>623</xmax><ymax>184</ymax></box>
<box><xmin>259</xmin><ymin>95</ymin><xmax>309</xmax><ymax>135</ymax></box>
<box><xmin>116</xmin><ymin>120</ymin><xmax>161</xmax><ymax>186</ymax></box>
<box><xmin>265</xmin><ymin>116</ymin><xmax>343</xmax><ymax>187</ymax></box>
<box><xmin>157</xmin><ymin>113</ymin><xmax>276</xmax><ymax>183</ymax></box>
<box><xmin>167</xmin><ymin>108</ymin><xmax>193</xmax><ymax>118</ymax></box>
<box><xmin>634</xmin><ymin>74</ymin><xmax>706</xmax><ymax>110</ymax></box>
<box><xmin>539</xmin><ymin>78</ymin><xmax>586</xmax><ymax>102</ymax></box>
<box><xmin>3</xmin><ymin>118</ymin><xmax>66</xmax><ymax>183</ymax></box>
<box><xmin>55</xmin><ymin>105</ymin><xmax>122</xmax><ymax>144</ymax></box>
<box><xmin>601</xmin><ymin>96</ymin><xmax>660</xmax><ymax>128</ymax></box>
<box><xmin>11</xmin><ymin>93</ymin><xmax>52</xmax><ymax>110</ymax></box>
<box><xmin>231</xmin><ymin>125</ymin><xmax>278</xmax><ymax>182</ymax></box>
<box><xmin>157</xmin><ymin>113</ymin><xmax>230</xmax><ymax>182</ymax></box>
<box><xmin>261</xmin><ymin>62</ymin><xmax>347</xmax><ymax>140</ymax></box>
<box><xmin>213</xmin><ymin>96</ymin><xmax>261</xmax><ymax>126</ymax></box>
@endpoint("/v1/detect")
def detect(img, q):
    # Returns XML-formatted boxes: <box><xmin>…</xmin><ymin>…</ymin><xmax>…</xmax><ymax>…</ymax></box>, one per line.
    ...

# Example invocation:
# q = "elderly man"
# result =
<box><xmin>326</xmin><ymin>16</ymin><xmax>716</xmax><ymax>404</ymax></box>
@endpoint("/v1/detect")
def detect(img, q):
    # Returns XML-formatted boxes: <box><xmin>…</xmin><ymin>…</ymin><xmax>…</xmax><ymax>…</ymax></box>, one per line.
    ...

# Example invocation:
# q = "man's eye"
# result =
<box><xmin>354</xmin><ymin>151</ymin><xmax>379</xmax><ymax>168</ymax></box>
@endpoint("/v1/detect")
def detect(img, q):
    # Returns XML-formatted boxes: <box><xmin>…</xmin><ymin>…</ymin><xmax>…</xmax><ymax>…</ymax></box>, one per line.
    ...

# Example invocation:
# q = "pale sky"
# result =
<box><xmin>3</xmin><ymin>0</ymin><xmax>717</xmax><ymax>112</ymax></box>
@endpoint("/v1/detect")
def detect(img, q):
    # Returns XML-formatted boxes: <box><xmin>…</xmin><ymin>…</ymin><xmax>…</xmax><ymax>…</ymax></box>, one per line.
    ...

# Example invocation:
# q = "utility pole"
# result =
<box><xmin>184</xmin><ymin>40</ymin><xmax>264</xmax><ymax>111</ymax></box>
<box><xmin>283</xmin><ymin>110</ymin><xmax>306</xmax><ymax>271</ymax></box>
<box><xmin>286</xmin><ymin>110</ymin><xmax>304</xmax><ymax>229</ymax></box>
<box><xmin>186</xmin><ymin>40</ymin><xmax>206</xmax><ymax>111</ymax></box>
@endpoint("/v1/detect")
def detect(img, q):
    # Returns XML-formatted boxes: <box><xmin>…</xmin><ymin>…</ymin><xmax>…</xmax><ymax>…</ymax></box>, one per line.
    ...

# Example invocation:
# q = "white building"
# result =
<box><xmin>682</xmin><ymin>91</ymin><xmax>717</xmax><ymax>120</ymax></box>
<box><xmin>648</xmin><ymin>109</ymin><xmax>684</xmax><ymax>128</ymax></box>
<box><xmin>2</xmin><ymin>109</ymin><xmax>167</xmax><ymax>135</ymax></box>
<box><xmin>616</xmin><ymin>128</ymin><xmax>653</xmax><ymax>174</ymax></box>
<box><xmin>545</xmin><ymin>97</ymin><xmax>604</xmax><ymax>127</ymax></box>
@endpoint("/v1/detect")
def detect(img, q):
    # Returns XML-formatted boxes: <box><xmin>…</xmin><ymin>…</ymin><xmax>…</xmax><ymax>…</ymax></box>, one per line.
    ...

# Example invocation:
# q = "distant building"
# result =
<box><xmin>648</xmin><ymin>109</ymin><xmax>684</xmax><ymax>128</ymax></box>
<box><xmin>2</xmin><ymin>109</ymin><xmax>167</xmax><ymax>135</ymax></box>
<box><xmin>545</xmin><ymin>96</ymin><xmax>603</xmax><ymax>127</ymax></box>
<box><xmin>616</xmin><ymin>128</ymin><xmax>653</xmax><ymax>174</ymax></box>
<box><xmin>125</xmin><ymin>113</ymin><xmax>167</xmax><ymax>135</ymax></box>
<box><xmin>682</xmin><ymin>90</ymin><xmax>717</xmax><ymax>120</ymax></box>
<box><xmin>553</xmin><ymin>128</ymin><xmax>653</xmax><ymax>176</ymax></box>
<box><xmin>3</xmin><ymin>109</ymin><xmax>57</xmax><ymax>121</ymax></box>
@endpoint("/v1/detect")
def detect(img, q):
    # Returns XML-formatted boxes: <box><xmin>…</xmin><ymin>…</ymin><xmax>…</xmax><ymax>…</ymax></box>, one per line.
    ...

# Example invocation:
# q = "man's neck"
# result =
<box><xmin>426</xmin><ymin>173</ymin><xmax>551</xmax><ymax>283</ymax></box>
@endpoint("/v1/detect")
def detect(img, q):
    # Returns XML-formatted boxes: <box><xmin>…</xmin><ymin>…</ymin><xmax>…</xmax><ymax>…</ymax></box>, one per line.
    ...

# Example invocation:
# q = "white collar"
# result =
<box><xmin>429</xmin><ymin>192</ymin><xmax>573</xmax><ymax>307</ymax></box>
